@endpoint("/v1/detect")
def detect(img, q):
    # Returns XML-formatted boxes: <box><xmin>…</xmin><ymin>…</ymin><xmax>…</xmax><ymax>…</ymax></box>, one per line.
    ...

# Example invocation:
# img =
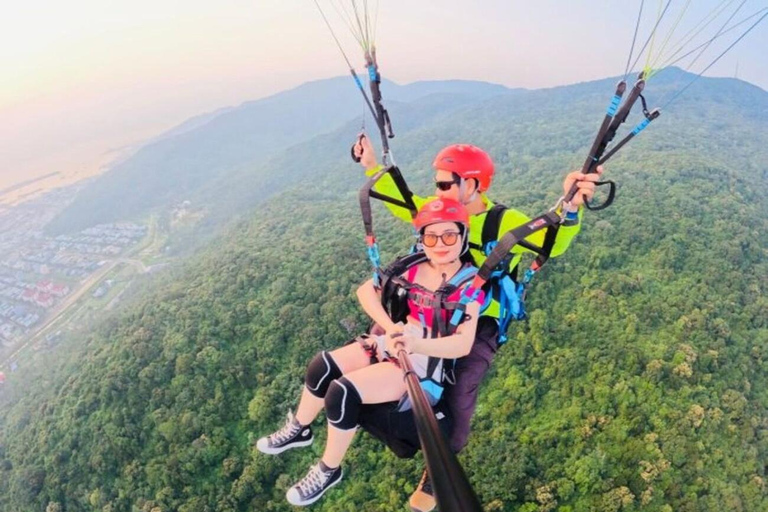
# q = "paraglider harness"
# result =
<box><xmin>468</xmin><ymin>204</ymin><xmax>531</xmax><ymax>344</ymax></box>
<box><xmin>356</xmin><ymin>250</ymin><xmax>481</xmax><ymax>458</ymax></box>
<box><xmin>377</xmin><ymin>252</ymin><xmax>477</xmax><ymax>338</ymax></box>
<box><xmin>357</xmin><ymin>165</ymin><xmax>485</xmax><ymax>458</ymax></box>
<box><xmin>360</xmin><ymin>163</ymin><xmax>483</xmax><ymax>406</ymax></box>
<box><xmin>375</xmin><ymin>251</ymin><xmax>480</xmax><ymax>408</ymax></box>
<box><xmin>467</xmin><ymin>193</ymin><xmax>611</xmax><ymax>345</ymax></box>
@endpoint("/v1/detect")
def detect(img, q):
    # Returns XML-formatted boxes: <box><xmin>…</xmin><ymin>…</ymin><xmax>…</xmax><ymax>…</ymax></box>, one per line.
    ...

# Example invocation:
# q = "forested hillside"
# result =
<box><xmin>2</xmin><ymin>69</ymin><xmax>767</xmax><ymax>511</ymax></box>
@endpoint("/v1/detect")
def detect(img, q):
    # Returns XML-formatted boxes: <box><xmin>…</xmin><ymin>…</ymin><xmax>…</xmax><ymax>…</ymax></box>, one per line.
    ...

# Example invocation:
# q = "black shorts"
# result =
<box><xmin>358</xmin><ymin>400</ymin><xmax>454</xmax><ymax>459</ymax></box>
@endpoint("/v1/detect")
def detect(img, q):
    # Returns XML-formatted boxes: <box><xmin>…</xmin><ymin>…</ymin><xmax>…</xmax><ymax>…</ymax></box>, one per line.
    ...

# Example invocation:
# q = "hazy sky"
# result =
<box><xmin>2</xmin><ymin>0</ymin><xmax>767</xmax><ymax>190</ymax></box>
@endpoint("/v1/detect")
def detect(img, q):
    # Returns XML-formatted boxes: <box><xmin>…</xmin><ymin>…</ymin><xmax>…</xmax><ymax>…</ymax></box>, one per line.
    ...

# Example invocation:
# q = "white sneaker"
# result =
<box><xmin>256</xmin><ymin>411</ymin><xmax>313</xmax><ymax>455</ymax></box>
<box><xmin>286</xmin><ymin>461</ymin><xmax>344</xmax><ymax>506</ymax></box>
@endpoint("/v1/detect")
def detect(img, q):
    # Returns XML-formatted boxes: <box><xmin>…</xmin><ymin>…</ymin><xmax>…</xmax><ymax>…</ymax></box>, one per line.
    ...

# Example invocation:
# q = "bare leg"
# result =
<box><xmin>321</xmin><ymin>361</ymin><xmax>406</xmax><ymax>468</ymax></box>
<box><xmin>295</xmin><ymin>342</ymin><xmax>374</xmax><ymax>426</ymax></box>
<box><xmin>294</xmin><ymin>387</ymin><xmax>324</xmax><ymax>427</ymax></box>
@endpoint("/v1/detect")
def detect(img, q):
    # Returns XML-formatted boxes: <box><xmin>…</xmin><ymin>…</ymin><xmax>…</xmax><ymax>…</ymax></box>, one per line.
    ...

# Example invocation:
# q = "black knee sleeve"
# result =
<box><xmin>325</xmin><ymin>377</ymin><xmax>362</xmax><ymax>431</ymax></box>
<box><xmin>305</xmin><ymin>351</ymin><xmax>342</xmax><ymax>398</ymax></box>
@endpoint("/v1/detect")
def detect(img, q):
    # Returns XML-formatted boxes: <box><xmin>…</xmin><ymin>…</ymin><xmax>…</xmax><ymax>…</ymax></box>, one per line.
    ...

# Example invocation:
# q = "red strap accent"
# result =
<box><xmin>469</xmin><ymin>275</ymin><xmax>485</xmax><ymax>289</ymax></box>
<box><xmin>407</xmin><ymin>262</ymin><xmax>419</xmax><ymax>282</ymax></box>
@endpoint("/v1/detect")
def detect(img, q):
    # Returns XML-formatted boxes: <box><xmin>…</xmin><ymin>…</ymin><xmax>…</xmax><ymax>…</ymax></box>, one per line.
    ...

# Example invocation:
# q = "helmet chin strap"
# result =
<box><xmin>458</xmin><ymin>178</ymin><xmax>478</xmax><ymax>204</ymax></box>
<box><xmin>459</xmin><ymin>224</ymin><xmax>470</xmax><ymax>256</ymax></box>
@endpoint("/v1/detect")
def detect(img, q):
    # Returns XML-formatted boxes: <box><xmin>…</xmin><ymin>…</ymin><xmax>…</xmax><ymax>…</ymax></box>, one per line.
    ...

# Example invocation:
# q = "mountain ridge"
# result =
<box><xmin>2</xmin><ymin>67</ymin><xmax>768</xmax><ymax>511</ymax></box>
<box><xmin>44</xmin><ymin>77</ymin><xmax>513</xmax><ymax>237</ymax></box>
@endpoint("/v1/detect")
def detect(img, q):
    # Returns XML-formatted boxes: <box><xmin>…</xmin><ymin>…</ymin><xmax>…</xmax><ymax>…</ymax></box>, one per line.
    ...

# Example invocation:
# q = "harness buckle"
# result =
<box><xmin>551</xmin><ymin>195</ymin><xmax>566</xmax><ymax>218</ymax></box>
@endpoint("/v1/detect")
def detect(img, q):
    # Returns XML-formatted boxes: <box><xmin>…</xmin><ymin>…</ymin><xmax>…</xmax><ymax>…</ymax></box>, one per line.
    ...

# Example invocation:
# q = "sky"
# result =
<box><xmin>2</xmin><ymin>0</ymin><xmax>767</xmax><ymax>192</ymax></box>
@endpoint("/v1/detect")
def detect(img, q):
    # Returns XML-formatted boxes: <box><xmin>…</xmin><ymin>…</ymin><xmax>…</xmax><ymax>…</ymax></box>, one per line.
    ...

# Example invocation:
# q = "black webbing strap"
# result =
<box><xmin>380</xmin><ymin>253</ymin><xmax>428</xmax><ymax>291</ymax></box>
<box><xmin>533</xmin><ymin>221</ymin><xmax>561</xmax><ymax>270</ymax></box>
<box><xmin>468</xmin><ymin>204</ymin><xmax>506</xmax><ymax>252</ymax></box>
<box><xmin>597</xmin><ymin>109</ymin><xmax>660</xmax><ymax>166</ymax></box>
<box><xmin>365</xmin><ymin>52</ymin><xmax>394</xmax><ymax>149</ymax></box>
<box><xmin>581</xmin><ymin>80</ymin><xmax>627</xmax><ymax>174</ymax></box>
<box><xmin>481</xmin><ymin>204</ymin><xmax>506</xmax><ymax>249</ymax></box>
<box><xmin>471</xmin><ymin>204</ymin><xmax>546</xmax><ymax>258</ymax></box>
<box><xmin>477</xmin><ymin>210</ymin><xmax>562</xmax><ymax>283</ymax></box>
<box><xmin>425</xmin><ymin>356</ymin><xmax>441</xmax><ymax>381</ymax></box>
<box><xmin>583</xmin><ymin>180</ymin><xmax>617</xmax><ymax>211</ymax></box>
<box><xmin>359</xmin><ymin>165</ymin><xmax>418</xmax><ymax>238</ymax></box>
<box><xmin>582</xmin><ymin>78</ymin><xmax>646</xmax><ymax>176</ymax></box>
<box><xmin>568</xmin><ymin>75</ymin><xmax>652</xmax><ymax>210</ymax></box>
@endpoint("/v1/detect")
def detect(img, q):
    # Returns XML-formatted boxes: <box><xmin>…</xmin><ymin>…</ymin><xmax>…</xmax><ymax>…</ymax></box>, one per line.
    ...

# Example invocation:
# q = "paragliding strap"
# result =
<box><xmin>580</xmin><ymin>80</ymin><xmax>628</xmax><ymax>175</ymax></box>
<box><xmin>382</xmin><ymin>109</ymin><xmax>394</xmax><ymax>139</ymax></box>
<box><xmin>367</xmin><ymin>238</ymin><xmax>382</xmax><ymax>273</ymax></box>
<box><xmin>466</xmin><ymin>203</ymin><xmax>560</xmax><ymax>340</ymax></box>
<box><xmin>597</xmin><ymin>108</ymin><xmax>661</xmax><ymax>166</ymax></box>
<box><xmin>469</xmin><ymin>210</ymin><xmax>563</xmax><ymax>343</ymax></box>
<box><xmin>639</xmin><ymin>93</ymin><xmax>652</xmax><ymax>118</ymax></box>
<box><xmin>584</xmin><ymin>180</ymin><xmax>617</xmax><ymax>211</ymax></box>
<box><xmin>359</xmin><ymin>165</ymin><xmax>418</xmax><ymax>275</ymax></box>
<box><xmin>579</xmin><ymin>76</ymin><xmax>647</xmax><ymax>178</ymax></box>
<box><xmin>365</xmin><ymin>57</ymin><xmax>395</xmax><ymax>157</ymax></box>
<box><xmin>566</xmin><ymin>74</ymin><xmax>661</xmax><ymax>214</ymax></box>
<box><xmin>477</xmin><ymin>210</ymin><xmax>563</xmax><ymax>283</ymax></box>
<box><xmin>447</xmin><ymin>273</ymin><xmax>484</xmax><ymax>329</ymax></box>
<box><xmin>359</xmin><ymin>165</ymin><xmax>417</xmax><ymax>239</ymax></box>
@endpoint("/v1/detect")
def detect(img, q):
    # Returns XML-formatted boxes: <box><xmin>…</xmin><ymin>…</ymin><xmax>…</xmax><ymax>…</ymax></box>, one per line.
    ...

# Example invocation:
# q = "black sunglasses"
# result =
<box><xmin>435</xmin><ymin>176</ymin><xmax>461</xmax><ymax>191</ymax></box>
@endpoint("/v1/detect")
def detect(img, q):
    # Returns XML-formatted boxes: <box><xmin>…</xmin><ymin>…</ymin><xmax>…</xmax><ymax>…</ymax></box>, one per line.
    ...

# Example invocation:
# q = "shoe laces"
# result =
<box><xmin>297</xmin><ymin>464</ymin><xmax>332</xmax><ymax>495</ymax></box>
<box><xmin>270</xmin><ymin>412</ymin><xmax>301</xmax><ymax>444</ymax></box>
